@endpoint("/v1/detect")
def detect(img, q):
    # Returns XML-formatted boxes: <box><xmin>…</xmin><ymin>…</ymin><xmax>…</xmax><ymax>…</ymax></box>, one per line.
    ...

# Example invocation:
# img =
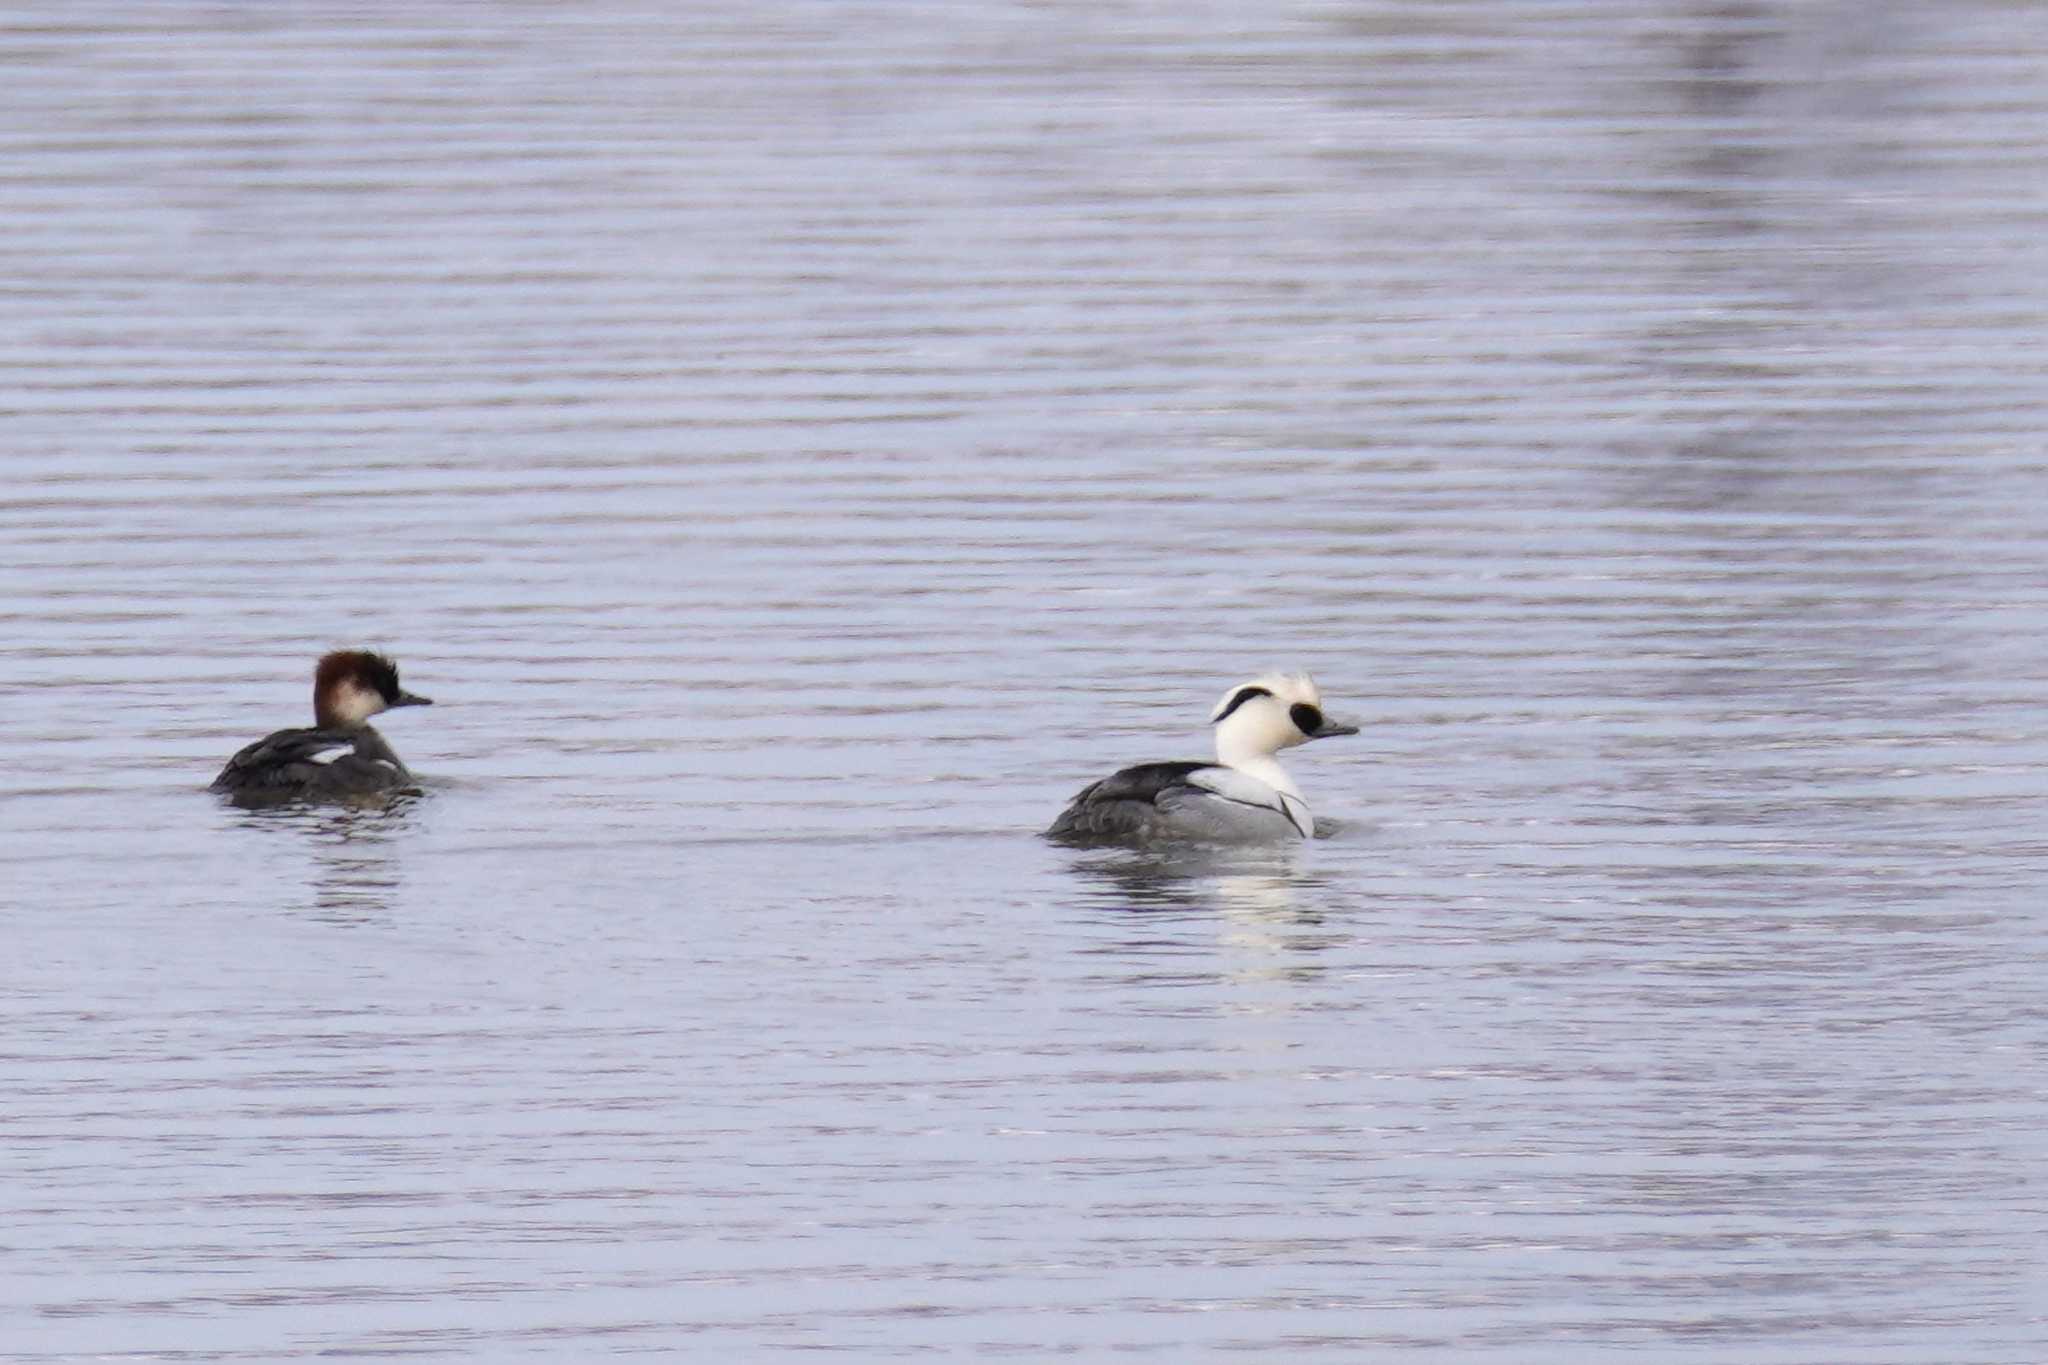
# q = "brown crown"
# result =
<box><xmin>313</xmin><ymin>650</ymin><xmax>404</xmax><ymax>726</ymax></box>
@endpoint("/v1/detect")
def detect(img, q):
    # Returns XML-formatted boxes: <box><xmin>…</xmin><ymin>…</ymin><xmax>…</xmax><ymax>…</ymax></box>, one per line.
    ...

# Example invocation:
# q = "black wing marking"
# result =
<box><xmin>212</xmin><ymin>727</ymin><xmax>352</xmax><ymax>782</ymax></box>
<box><xmin>1046</xmin><ymin>761</ymin><xmax>1211</xmax><ymax>843</ymax></box>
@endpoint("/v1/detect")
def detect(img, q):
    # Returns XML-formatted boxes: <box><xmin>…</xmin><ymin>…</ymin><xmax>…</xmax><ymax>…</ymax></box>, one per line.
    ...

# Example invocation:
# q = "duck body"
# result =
<box><xmin>1046</xmin><ymin>760</ymin><xmax>1310</xmax><ymax>844</ymax></box>
<box><xmin>211</xmin><ymin>650</ymin><xmax>433</xmax><ymax>805</ymax></box>
<box><xmin>211</xmin><ymin>724</ymin><xmax>417</xmax><ymax>803</ymax></box>
<box><xmin>1046</xmin><ymin>672</ymin><xmax>1355</xmax><ymax>847</ymax></box>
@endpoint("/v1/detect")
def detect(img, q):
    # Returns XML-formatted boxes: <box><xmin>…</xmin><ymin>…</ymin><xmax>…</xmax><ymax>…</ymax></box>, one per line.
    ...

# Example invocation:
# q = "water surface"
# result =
<box><xmin>5</xmin><ymin>2</ymin><xmax>2048</xmax><ymax>1359</ymax></box>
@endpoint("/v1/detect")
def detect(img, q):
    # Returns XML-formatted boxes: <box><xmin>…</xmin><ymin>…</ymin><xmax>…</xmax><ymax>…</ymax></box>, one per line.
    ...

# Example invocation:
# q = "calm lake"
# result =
<box><xmin>5</xmin><ymin>1</ymin><xmax>2048</xmax><ymax>1359</ymax></box>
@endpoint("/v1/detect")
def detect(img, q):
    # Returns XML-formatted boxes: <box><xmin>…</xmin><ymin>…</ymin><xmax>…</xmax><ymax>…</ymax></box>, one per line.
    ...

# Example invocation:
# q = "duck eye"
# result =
<box><xmin>1290</xmin><ymin>703</ymin><xmax>1323</xmax><ymax>734</ymax></box>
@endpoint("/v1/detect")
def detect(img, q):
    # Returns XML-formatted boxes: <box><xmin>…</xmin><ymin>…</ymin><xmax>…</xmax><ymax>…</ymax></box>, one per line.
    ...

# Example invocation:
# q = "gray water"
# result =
<box><xmin>6</xmin><ymin>2</ymin><xmax>2048</xmax><ymax>1359</ymax></box>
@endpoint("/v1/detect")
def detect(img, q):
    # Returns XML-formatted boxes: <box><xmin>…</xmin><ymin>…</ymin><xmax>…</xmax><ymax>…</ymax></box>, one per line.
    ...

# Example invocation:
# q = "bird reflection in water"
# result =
<box><xmin>228</xmin><ymin>793</ymin><xmax>420</xmax><ymax>925</ymax></box>
<box><xmin>1059</xmin><ymin>842</ymin><xmax>1351</xmax><ymax>986</ymax></box>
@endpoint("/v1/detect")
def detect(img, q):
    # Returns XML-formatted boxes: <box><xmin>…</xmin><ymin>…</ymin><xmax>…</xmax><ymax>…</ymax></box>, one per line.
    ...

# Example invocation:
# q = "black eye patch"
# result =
<box><xmin>375</xmin><ymin>668</ymin><xmax>406</xmax><ymax>703</ymax></box>
<box><xmin>1290</xmin><ymin>703</ymin><xmax>1323</xmax><ymax>734</ymax></box>
<box><xmin>1213</xmin><ymin>685</ymin><xmax>1273</xmax><ymax>723</ymax></box>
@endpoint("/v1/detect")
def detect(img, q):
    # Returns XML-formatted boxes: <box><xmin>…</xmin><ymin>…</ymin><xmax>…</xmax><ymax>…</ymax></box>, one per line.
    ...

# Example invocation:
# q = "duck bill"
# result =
<box><xmin>1310</xmin><ymin>716</ymin><xmax>1359</xmax><ymax>739</ymax></box>
<box><xmin>392</xmin><ymin>690</ymin><xmax>434</xmax><ymax>708</ymax></box>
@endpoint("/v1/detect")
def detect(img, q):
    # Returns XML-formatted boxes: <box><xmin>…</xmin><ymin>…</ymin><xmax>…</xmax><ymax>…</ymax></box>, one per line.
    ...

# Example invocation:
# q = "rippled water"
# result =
<box><xmin>7</xmin><ymin>2</ymin><xmax>2048</xmax><ymax>1359</ymax></box>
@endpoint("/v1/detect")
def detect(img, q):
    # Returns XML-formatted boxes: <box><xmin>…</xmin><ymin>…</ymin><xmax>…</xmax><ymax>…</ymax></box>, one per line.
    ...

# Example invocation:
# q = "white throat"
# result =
<box><xmin>323</xmin><ymin>681</ymin><xmax>386</xmax><ymax>728</ymax></box>
<box><xmin>1213</xmin><ymin>741</ymin><xmax>1303</xmax><ymax>803</ymax></box>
